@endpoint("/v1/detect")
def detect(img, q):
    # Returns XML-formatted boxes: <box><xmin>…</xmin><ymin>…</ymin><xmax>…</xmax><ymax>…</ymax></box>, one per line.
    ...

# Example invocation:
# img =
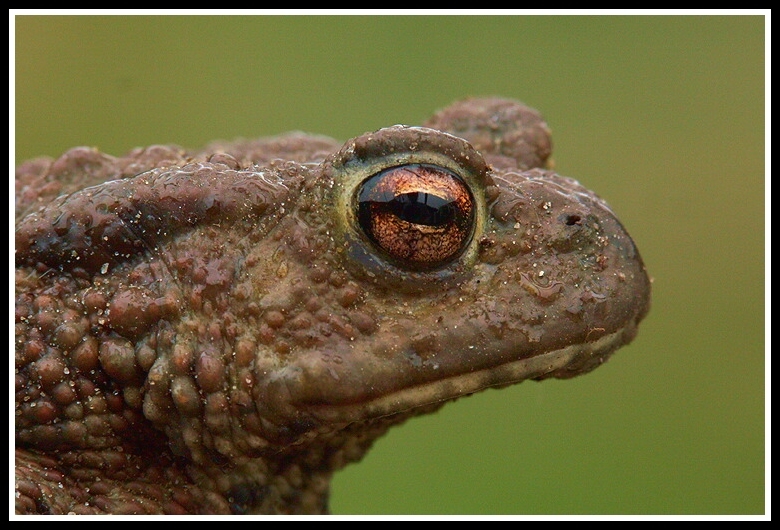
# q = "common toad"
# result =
<box><xmin>15</xmin><ymin>98</ymin><xmax>651</xmax><ymax>514</ymax></box>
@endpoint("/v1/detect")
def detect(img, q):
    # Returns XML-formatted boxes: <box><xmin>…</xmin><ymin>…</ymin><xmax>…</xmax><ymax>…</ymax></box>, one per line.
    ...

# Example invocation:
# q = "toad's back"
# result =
<box><xmin>15</xmin><ymin>98</ymin><xmax>650</xmax><ymax>514</ymax></box>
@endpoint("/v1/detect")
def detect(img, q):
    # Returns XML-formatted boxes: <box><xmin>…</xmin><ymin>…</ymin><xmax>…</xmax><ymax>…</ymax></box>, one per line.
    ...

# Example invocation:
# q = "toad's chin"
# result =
<box><xmin>288</xmin><ymin>325</ymin><xmax>636</xmax><ymax>426</ymax></box>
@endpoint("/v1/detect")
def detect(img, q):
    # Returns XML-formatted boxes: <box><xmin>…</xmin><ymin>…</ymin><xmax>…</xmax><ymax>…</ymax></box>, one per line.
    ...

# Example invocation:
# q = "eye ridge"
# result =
<box><xmin>355</xmin><ymin>163</ymin><xmax>476</xmax><ymax>269</ymax></box>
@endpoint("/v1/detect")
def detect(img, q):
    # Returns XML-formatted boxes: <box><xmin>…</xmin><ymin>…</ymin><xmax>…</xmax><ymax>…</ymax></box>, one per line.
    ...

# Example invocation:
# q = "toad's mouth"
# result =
<box><xmin>300</xmin><ymin>325</ymin><xmax>635</xmax><ymax>425</ymax></box>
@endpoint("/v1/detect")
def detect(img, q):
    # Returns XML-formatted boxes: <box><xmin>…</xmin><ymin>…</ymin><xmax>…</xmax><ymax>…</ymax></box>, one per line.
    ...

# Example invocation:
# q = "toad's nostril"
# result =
<box><xmin>564</xmin><ymin>214</ymin><xmax>582</xmax><ymax>226</ymax></box>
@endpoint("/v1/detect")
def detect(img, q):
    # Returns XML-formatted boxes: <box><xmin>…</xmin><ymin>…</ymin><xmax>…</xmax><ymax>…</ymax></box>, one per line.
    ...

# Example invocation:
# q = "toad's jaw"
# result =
<box><xmin>303</xmin><ymin>325</ymin><xmax>635</xmax><ymax>425</ymax></box>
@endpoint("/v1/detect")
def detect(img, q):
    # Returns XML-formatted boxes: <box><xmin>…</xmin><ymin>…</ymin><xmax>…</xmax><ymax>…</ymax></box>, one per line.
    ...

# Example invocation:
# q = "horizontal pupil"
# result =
<box><xmin>388</xmin><ymin>192</ymin><xmax>455</xmax><ymax>226</ymax></box>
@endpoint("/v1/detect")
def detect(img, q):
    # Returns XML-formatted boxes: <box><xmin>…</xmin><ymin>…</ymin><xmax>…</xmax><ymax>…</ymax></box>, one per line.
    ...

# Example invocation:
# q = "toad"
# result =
<box><xmin>15</xmin><ymin>98</ymin><xmax>651</xmax><ymax>514</ymax></box>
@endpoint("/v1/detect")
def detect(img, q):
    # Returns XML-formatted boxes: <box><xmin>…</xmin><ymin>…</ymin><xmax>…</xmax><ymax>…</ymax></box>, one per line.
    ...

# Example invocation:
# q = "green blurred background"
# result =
<box><xmin>14</xmin><ymin>15</ymin><xmax>765</xmax><ymax>515</ymax></box>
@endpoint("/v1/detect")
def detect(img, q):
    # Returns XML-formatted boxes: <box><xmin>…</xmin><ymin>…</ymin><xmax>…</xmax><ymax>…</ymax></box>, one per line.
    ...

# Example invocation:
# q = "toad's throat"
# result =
<box><xmin>303</xmin><ymin>327</ymin><xmax>632</xmax><ymax>424</ymax></box>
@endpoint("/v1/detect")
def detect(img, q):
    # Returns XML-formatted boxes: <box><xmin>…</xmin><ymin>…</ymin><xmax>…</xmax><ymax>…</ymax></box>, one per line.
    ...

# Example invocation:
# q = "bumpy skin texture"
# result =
<box><xmin>15</xmin><ymin>98</ymin><xmax>651</xmax><ymax>514</ymax></box>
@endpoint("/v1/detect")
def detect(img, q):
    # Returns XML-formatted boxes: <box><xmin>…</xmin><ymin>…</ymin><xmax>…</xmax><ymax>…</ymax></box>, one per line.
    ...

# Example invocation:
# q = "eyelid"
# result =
<box><xmin>325</xmin><ymin>125</ymin><xmax>493</xmax><ymax>289</ymax></box>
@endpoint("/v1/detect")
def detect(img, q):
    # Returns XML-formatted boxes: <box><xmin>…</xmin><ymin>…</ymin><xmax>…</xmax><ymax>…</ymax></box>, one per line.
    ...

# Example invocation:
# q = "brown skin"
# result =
<box><xmin>15</xmin><ymin>98</ymin><xmax>651</xmax><ymax>514</ymax></box>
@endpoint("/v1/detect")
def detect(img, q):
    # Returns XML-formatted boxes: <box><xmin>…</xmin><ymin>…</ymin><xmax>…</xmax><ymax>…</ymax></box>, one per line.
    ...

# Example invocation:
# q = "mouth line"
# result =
<box><xmin>305</xmin><ymin>327</ymin><xmax>629</xmax><ymax>425</ymax></box>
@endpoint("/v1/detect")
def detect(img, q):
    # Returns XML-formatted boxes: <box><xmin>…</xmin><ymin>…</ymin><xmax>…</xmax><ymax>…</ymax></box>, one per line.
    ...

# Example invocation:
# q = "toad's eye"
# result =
<box><xmin>356</xmin><ymin>164</ymin><xmax>476</xmax><ymax>270</ymax></box>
